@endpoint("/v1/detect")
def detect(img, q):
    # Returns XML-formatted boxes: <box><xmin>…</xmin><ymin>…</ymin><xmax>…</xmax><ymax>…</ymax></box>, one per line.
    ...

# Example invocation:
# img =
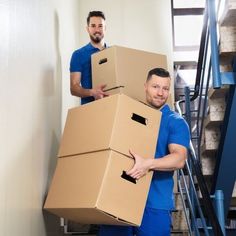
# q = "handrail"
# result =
<box><xmin>191</xmin><ymin>0</ymin><xmax>223</xmax><ymax>102</ymax></box>
<box><xmin>175</xmin><ymin>100</ymin><xmax>224</xmax><ymax>236</ymax></box>
<box><xmin>191</xmin><ymin>2</ymin><xmax>209</xmax><ymax>101</ymax></box>
<box><xmin>208</xmin><ymin>0</ymin><xmax>221</xmax><ymax>88</ymax></box>
<box><xmin>188</xmin><ymin>146</ymin><xmax>224</xmax><ymax>236</ymax></box>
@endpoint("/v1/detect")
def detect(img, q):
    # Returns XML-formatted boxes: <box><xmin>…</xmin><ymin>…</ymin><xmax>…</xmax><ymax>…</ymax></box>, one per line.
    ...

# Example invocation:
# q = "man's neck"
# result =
<box><xmin>148</xmin><ymin>102</ymin><xmax>167</xmax><ymax>111</ymax></box>
<box><xmin>90</xmin><ymin>40</ymin><xmax>105</xmax><ymax>50</ymax></box>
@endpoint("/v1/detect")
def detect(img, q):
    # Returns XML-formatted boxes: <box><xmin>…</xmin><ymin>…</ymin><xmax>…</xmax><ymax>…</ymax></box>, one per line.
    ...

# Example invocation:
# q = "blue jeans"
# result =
<box><xmin>99</xmin><ymin>208</ymin><xmax>171</xmax><ymax>236</ymax></box>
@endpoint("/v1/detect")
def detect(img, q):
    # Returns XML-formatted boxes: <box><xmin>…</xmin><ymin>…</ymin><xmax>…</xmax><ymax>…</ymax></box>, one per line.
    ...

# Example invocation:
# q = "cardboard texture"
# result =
<box><xmin>44</xmin><ymin>150</ymin><xmax>153</xmax><ymax>226</ymax></box>
<box><xmin>58</xmin><ymin>94</ymin><xmax>162</xmax><ymax>159</ymax></box>
<box><xmin>92</xmin><ymin>45</ymin><xmax>168</xmax><ymax>103</ymax></box>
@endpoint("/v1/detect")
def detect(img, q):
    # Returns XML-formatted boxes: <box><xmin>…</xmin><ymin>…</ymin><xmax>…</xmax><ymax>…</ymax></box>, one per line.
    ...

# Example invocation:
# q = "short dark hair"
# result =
<box><xmin>147</xmin><ymin>68</ymin><xmax>170</xmax><ymax>81</ymax></box>
<box><xmin>87</xmin><ymin>11</ymin><xmax>106</xmax><ymax>25</ymax></box>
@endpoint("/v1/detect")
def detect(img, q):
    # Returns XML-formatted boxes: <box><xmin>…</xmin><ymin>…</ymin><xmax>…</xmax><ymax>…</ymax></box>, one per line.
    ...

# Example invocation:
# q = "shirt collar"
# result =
<box><xmin>88</xmin><ymin>42</ymin><xmax>107</xmax><ymax>50</ymax></box>
<box><xmin>160</xmin><ymin>104</ymin><xmax>170</xmax><ymax>113</ymax></box>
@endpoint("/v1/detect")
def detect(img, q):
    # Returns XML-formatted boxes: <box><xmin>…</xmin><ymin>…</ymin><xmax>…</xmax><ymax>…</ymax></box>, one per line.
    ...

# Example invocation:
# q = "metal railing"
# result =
<box><xmin>173</xmin><ymin>0</ymin><xmax>235</xmax><ymax>235</ymax></box>
<box><xmin>175</xmin><ymin>99</ymin><xmax>225</xmax><ymax>236</ymax></box>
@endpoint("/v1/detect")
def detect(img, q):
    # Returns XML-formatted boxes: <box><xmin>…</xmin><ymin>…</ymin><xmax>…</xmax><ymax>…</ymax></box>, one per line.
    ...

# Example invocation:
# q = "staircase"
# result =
<box><xmin>201</xmin><ymin>0</ymin><xmax>236</xmax><ymax>231</ymax></box>
<box><xmin>171</xmin><ymin>1</ymin><xmax>236</xmax><ymax>235</ymax></box>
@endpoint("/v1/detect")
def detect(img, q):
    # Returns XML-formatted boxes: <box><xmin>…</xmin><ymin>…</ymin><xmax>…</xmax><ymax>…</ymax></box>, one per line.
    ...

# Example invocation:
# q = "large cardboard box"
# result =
<box><xmin>92</xmin><ymin>45</ymin><xmax>168</xmax><ymax>103</ymax></box>
<box><xmin>58</xmin><ymin>94</ymin><xmax>162</xmax><ymax>158</ymax></box>
<box><xmin>44</xmin><ymin>150</ymin><xmax>153</xmax><ymax>226</ymax></box>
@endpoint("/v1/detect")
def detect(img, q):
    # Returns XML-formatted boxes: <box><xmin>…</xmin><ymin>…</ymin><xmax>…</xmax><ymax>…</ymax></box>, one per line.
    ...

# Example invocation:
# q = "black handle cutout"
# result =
<box><xmin>104</xmin><ymin>86</ymin><xmax>125</xmax><ymax>92</ymax></box>
<box><xmin>131</xmin><ymin>113</ymin><xmax>147</xmax><ymax>126</ymax></box>
<box><xmin>121</xmin><ymin>171</ymin><xmax>136</xmax><ymax>184</ymax></box>
<box><xmin>99</xmin><ymin>58</ymin><xmax>108</xmax><ymax>64</ymax></box>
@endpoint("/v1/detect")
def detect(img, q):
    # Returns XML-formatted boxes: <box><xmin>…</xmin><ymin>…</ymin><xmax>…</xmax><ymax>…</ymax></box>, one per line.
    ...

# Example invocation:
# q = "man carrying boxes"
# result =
<box><xmin>70</xmin><ymin>11</ymin><xmax>108</xmax><ymax>105</ymax></box>
<box><xmin>98</xmin><ymin>68</ymin><xmax>190</xmax><ymax>236</ymax></box>
<box><xmin>44</xmin><ymin>65</ymin><xmax>190</xmax><ymax>235</ymax></box>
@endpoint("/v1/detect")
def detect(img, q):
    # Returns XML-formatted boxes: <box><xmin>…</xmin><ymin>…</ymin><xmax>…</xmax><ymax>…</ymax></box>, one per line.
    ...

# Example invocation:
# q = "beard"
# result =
<box><xmin>90</xmin><ymin>34</ymin><xmax>103</xmax><ymax>44</ymax></box>
<box><xmin>146</xmin><ymin>95</ymin><xmax>167</xmax><ymax>109</ymax></box>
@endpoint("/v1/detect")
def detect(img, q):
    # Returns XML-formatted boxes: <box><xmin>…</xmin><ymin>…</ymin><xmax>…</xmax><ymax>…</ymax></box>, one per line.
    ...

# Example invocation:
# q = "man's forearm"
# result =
<box><xmin>149</xmin><ymin>153</ymin><xmax>186</xmax><ymax>172</ymax></box>
<box><xmin>71</xmin><ymin>84</ymin><xmax>93</xmax><ymax>98</ymax></box>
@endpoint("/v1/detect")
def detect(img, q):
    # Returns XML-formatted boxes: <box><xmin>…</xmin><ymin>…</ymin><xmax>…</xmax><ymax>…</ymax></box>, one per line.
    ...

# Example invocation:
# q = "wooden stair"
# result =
<box><xmin>171</xmin><ymin>192</ymin><xmax>190</xmax><ymax>235</ymax></box>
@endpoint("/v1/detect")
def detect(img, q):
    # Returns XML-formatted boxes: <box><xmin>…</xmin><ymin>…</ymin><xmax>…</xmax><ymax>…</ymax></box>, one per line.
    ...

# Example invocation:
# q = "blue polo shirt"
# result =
<box><xmin>146</xmin><ymin>104</ymin><xmax>190</xmax><ymax>210</ymax></box>
<box><xmin>70</xmin><ymin>43</ymin><xmax>104</xmax><ymax>105</ymax></box>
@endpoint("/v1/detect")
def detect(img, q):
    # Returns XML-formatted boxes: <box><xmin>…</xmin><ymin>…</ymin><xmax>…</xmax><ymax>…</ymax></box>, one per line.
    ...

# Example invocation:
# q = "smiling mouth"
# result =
<box><xmin>154</xmin><ymin>97</ymin><xmax>163</xmax><ymax>101</ymax></box>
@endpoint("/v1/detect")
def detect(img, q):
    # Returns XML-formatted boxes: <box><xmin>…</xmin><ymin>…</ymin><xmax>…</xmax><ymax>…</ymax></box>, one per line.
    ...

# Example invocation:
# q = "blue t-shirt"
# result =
<box><xmin>146</xmin><ymin>104</ymin><xmax>190</xmax><ymax>210</ymax></box>
<box><xmin>70</xmin><ymin>43</ymin><xmax>103</xmax><ymax>105</ymax></box>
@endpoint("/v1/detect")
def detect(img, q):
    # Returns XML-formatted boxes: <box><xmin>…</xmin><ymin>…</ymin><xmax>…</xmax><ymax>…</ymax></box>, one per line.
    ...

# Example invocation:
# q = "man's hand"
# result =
<box><xmin>91</xmin><ymin>84</ymin><xmax>109</xmax><ymax>100</ymax></box>
<box><xmin>126</xmin><ymin>149</ymin><xmax>153</xmax><ymax>180</ymax></box>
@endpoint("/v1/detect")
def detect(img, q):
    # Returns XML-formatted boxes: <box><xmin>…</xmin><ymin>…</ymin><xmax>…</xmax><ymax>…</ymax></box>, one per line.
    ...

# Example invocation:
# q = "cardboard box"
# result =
<box><xmin>58</xmin><ymin>94</ymin><xmax>162</xmax><ymax>158</ymax></box>
<box><xmin>44</xmin><ymin>150</ymin><xmax>153</xmax><ymax>226</ymax></box>
<box><xmin>92</xmin><ymin>45</ymin><xmax>168</xmax><ymax>103</ymax></box>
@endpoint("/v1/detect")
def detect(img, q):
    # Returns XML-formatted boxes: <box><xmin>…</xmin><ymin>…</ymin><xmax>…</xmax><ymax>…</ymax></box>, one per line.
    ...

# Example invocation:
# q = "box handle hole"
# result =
<box><xmin>121</xmin><ymin>171</ymin><xmax>136</xmax><ymax>184</ymax></box>
<box><xmin>131</xmin><ymin>113</ymin><xmax>147</xmax><ymax>126</ymax></box>
<box><xmin>99</xmin><ymin>58</ymin><xmax>108</xmax><ymax>64</ymax></box>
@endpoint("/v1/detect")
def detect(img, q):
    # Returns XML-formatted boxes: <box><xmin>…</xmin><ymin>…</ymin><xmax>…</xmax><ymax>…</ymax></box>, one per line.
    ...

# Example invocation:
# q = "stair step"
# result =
<box><xmin>201</xmin><ymin>116</ymin><xmax>220</xmax><ymax>154</ymax></box>
<box><xmin>174</xmin><ymin>192</ymin><xmax>185</xmax><ymax>210</ymax></box>
<box><xmin>208</xmin><ymin>87</ymin><xmax>229</xmax><ymax>99</ymax></box>
<box><xmin>233</xmin><ymin>183</ymin><xmax>236</xmax><ymax>197</ymax></box>
<box><xmin>171</xmin><ymin>230</ymin><xmax>189</xmax><ymax>235</ymax></box>
<box><xmin>201</xmin><ymin>155</ymin><xmax>216</xmax><ymax>176</ymax></box>
<box><xmin>204</xmin><ymin>114</ymin><xmax>223</xmax><ymax>128</ymax></box>
<box><xmin>204</xmin><ymin>126</ymin><xmax>220</xmax><ymax>145</ymax></box>
<box><xmin>228</xmin><ymin>207</ymin><xmax>236</xmax><ymax>219</ymax></box>
<box><xmin>219</xmin><ymin>0</ymin><xmax>236</xmax><ymax>27</ymax></box>
<box><xmin>219</xmin><ymin>26</ymin><xmax>236</xmax><ymax>56</ymax></box>
<box><xmin>61</xmin><ymin>220</ymin><xmax>98</xmax><ymax>235</ymax></box>
<box><xmin>201</xmin><ymin>143</ymin><xmax>218</xmax><ymax>156</ymax></box>
<box><xmin>207</xmin><ymin>93</ymin><xmax>226</xmax><ymax>128</ymax></box>
<box><xmin>172</xmin><ymin>210</ymin><xmax>189</xmax><ymax>231</ymax></box>
<box><xmin>201</xmin><ymin>141</ymin><xmax>219</xmax><ymax>152</ymax></box>
<box><xmin>209</xmin><ymin>98</ymin><xmax>226</xmax><ymax>112</ymax></box>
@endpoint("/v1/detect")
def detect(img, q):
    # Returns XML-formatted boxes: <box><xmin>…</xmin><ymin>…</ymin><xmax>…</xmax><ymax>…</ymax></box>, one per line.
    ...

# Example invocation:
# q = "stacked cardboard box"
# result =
<box><xmin>44</xmin><ymin>46</ymin><xmax>167</xmax><ymax>226</ymax></box>
<box><xmin>44</xmin><ymin>94</ymin><xmax>162</xmax><ymax>226</ymax></box>
<box><xmin>92</xmin><ymin>45</ymin><xmax>168</xmax><ymax>104</ymax></box>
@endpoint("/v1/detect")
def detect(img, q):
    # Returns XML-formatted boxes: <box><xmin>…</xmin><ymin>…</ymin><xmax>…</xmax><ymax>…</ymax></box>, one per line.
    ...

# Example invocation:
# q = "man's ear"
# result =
<box><xmin>144</xmin><ymin>82</ymin><xmax>147</xmax><ymax>92</ymax></box>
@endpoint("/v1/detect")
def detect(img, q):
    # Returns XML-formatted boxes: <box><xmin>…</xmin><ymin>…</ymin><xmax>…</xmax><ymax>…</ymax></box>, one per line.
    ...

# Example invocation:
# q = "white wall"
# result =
<box><xmin>0</xmin><ymin>0</ymin><xmax>80</xmax><ymax>235</ymax></box>
<box><xmin>0</xmin><ymin>0</ymin><xmax>173</xmax><ymax>235</ymax></box>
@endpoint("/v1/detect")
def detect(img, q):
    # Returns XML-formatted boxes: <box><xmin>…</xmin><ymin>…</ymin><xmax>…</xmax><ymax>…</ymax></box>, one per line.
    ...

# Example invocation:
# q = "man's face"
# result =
<box><xmin>87</xmin><ymin>16</ymin><xmax>106</xmax><ymax>44</ymax></box>
<box><xmin>145</xmin><ymin>74</ymin><xmax>170</xmax><ymax>109</ymax></box>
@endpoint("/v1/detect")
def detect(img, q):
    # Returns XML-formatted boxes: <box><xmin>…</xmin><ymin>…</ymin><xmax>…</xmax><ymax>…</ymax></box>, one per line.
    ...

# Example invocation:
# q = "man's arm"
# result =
<box><xmin>70</xmin><ymin>72</ymin><xmax>108</xmax><ymax>100</ymax></box>
<box><xmin>126</xmin><ymin>143</ymin><xmax>187</xmax><ymax>180</ymax></box>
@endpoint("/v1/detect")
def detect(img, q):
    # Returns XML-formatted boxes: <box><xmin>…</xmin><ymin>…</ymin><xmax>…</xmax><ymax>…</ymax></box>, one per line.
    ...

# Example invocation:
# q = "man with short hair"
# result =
<box><xmin>99</xmin><ymin>68</ymin><xmax>190</xmax><ymax>236</ymax></box>
<box><xmin>70</xmin><ymin>11</ymin><xmax>108</xmax><ymax>105</ymax></box>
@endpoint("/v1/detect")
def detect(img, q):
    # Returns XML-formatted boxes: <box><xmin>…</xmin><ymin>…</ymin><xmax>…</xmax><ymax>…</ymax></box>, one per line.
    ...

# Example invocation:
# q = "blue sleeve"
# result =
<box><xmin>70</xmin><ymin>51</ymin><xmax>82</xmax><ymax>72</ymax></box>
<box><xmin>168</xmin><ymin>116</ymin><xmax>190</xmax><ymax>148</ymax></box>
